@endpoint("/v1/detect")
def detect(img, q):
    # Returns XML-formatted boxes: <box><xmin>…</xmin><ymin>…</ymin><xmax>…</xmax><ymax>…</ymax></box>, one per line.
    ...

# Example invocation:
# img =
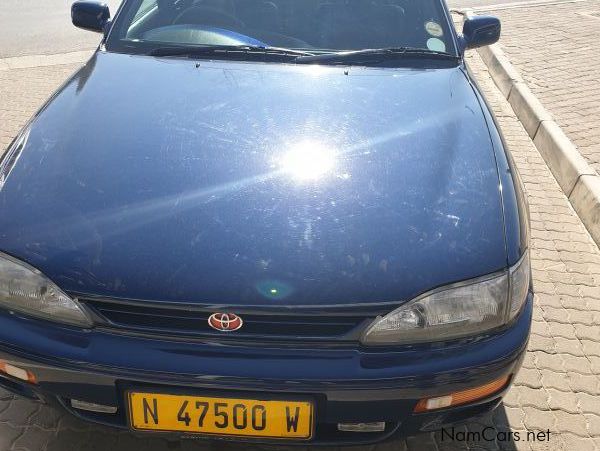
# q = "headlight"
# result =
<box><xmin>508</xmin><ymin>250</ymin><xmax>530</xmax><ymax>320</ymax></box>
<box><xmin>362</xmin><ymin>250</ymin><xmax>530</xmax><ymax>345</ymax></box>
<box><xmin>0</xmin><ymin>252</ymin><xmax>92</xmax><ymax>327</ymax></box>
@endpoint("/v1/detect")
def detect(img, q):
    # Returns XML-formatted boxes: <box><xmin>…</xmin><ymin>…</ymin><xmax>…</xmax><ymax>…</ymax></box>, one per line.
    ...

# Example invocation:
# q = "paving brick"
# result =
<box><xmin>577</xmin><ymin>392</ymin><xmax>600</xmax><ymax>416</ymax></box>
<box><xmin>517</xmin><ymin>386</ymin><xmax>550</xmax><ymax>411</ymax></box>
<box><xmin>547</xmin><ymin>322</ymin><xmax>576</xmax><ymax>340</ymax></box>
<box><xmin>0</xmin><ymin>422</ymin><xmax>23</xmax><ymax>451</ymax></box>
<box><xmin>588</xmin><ymin>356</ymin><xmax>600</xmax><ymax>375</ymax></box>
<box><xmin>527</xmin><ymin>334</ymin><xmax>555</xmax><ymax>354</ymax></box>
<box><xmin>553</xmin><ymin>410</ymin><xmax>589</xmax><ymax>437</ymax></box>
<box><xmin>498</xmin><ymin>405</ymin><xmax>527</xmax><ymax>433</ymax></box>
<box><xmin>574</xmin><ymin>324</ymin><xmax>600</xmax><ymax>342</ymax></box>
<box><xmin>0</xmin><ymin>398</ymin><xmax>40</xmax><ymax>425</ymax></box>
<box><xmin>567</xmin><ymin>373</ymin><xmax>600</xmax><ymax>396</ymax></box>
<box><xmin>539</xmin><ymin>370</ymin><xmax>571</xmax><ymax>393</ymax></box>
<box><xmin>522</xmin><ymin>407</ymin><xmax>555</xmax><ymax>432</ymax></box>
<box><xmin>514</xmin><ymin>367</ymin><xmax>544</xmax><ymax>389</ymax></box>
<box><xmin>521</xmin><ymin>352</ymin><xmax>536</xmax><ymax>370</ymax></box>
<box><xmin>534</xmin><ymin>352</ymin><xmax>563</xmax><ymax>373</ymax></box>
<box><xmin>46</xmin><ymin>429</ymin><xmax>94</xmax><ymax>451</ymax></box>
<box><xmin>554</xmin><ymin>337</ymin><xmax>584</xmax><ymax>357</ymax></box>
<box><xmin>546</xmin><ymin>389</ymin><xmax>579</xmax><ymax>415</ymax></box>
<box><xmin>29</xmin><ymin>404</ymin><xmax>63</xmax><ymax>431</ymax></box>
<box><xmin>405</xmin><ymin>432</ymin><xmax>437</xmax><ymax>451</ymax></box>
<box><xmin>568</xmin><ymin>309</ymin><xmax>600</xmax><ymax>326</ymax></box>
<box><xmin>559</xmin><ymin>434</ymin><xmax>597</xmax><ymax>451</ymax></box>
<box><xmin>586</xmin><ymin>414</ymin><xmax>600</xmax><ymax>437</ymax></box>
<box><xmin>530</xmin><ymin>321</ymin><xmax>552</xmax><ymax>338</ymax></box>
<box><xmin>12</xmin><ymin>426</ymin><xmax>53</xmax><ymax>451</ymax></box>
<box><xmin>560</xmin><ymin>354</ymin><xmax>593</xmax><ymax>375</ymax></box>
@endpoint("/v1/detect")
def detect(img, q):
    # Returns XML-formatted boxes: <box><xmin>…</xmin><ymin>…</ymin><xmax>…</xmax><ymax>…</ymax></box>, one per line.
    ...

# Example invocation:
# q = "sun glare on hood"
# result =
<box><xmin>279</xmin><ymin>141</ymin><xmax>335</xmax><ymax>182</ymax></box>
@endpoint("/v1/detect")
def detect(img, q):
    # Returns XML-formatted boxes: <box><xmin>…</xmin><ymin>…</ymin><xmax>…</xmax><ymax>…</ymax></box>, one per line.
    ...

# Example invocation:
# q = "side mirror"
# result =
<box><xmin>462</xmin><ymin>15</ymin><xmax>501</xmax><ymax>49</ymax></box>
<box><xmin>72</xmin><ymin>1</ymin><xmax>110</xmax><ymax>33</ymax></box>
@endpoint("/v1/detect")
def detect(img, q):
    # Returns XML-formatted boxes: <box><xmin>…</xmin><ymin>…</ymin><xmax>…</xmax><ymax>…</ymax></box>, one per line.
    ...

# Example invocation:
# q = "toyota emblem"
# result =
<box><xmin>208</xmin><ymin>313</ymin><xmax>243</xmax><ymax>332</ymax></box>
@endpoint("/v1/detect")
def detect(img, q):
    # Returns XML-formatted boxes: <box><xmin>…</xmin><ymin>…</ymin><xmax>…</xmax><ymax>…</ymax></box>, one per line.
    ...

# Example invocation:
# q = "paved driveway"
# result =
<box><xmin>477</xmin><ymin>0</ymin><xmax>600</xmax><ymax>176</ymax></box>
<box><xmin>1</xmin><ymin>31</ymin><xmax>600</xmax><ymax>451</ymax></box>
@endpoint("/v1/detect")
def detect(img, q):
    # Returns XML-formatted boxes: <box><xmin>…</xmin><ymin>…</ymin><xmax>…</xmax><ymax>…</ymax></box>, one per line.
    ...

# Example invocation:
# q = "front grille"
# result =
<box><xmin>81</xmin><ymin>298</ymin><xmax>377</xmax><ymax>342</ymax></box>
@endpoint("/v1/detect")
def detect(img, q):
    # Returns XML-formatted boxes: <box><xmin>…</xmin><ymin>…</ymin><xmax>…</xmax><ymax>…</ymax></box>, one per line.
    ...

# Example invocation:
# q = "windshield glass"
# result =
<box><xmin>107</xmin><ymin>0</ymin><xmax>457</xmax><ymax>59</ymax></box>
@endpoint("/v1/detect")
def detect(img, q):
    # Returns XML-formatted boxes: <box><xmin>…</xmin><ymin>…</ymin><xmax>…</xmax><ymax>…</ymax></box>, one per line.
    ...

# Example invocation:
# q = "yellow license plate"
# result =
<box><xmin>128</xmin><ymin>392</ymin><xmax>314</xmax><ymax>440</ymax></box>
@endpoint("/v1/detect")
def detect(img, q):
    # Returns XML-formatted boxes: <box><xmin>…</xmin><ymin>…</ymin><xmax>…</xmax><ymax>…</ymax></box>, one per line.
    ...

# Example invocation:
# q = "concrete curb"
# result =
<box><xmin>477</xmin><ymin>43</ymin><xmax>600</xmax><ymax>247</ymax></box>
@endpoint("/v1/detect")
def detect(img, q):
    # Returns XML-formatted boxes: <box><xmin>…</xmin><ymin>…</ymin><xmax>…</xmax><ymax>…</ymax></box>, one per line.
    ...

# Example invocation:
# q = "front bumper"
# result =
<box><xmin>0</xmin><ymin>293</ymin><xmax>532</xmax><ymax>445</ymax></box>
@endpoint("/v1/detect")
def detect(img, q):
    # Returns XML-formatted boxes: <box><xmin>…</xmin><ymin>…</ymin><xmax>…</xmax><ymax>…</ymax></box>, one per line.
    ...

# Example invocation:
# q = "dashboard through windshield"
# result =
<box><xmin>107</xmin><ymin>0</ymin><xmax>458</xmax><ymax>60</ymax></box>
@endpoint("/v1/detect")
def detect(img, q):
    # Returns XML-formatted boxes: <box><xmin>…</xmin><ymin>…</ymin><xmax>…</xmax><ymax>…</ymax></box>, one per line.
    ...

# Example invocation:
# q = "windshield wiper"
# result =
<box><xmin>294</xmin><ymin>47</ymin><xmax>460</xmax><ymax>65</ymax></box>
<box><xmin>148</xmin><ymin>44</ymin><xmax>314</xmax><ymax>58</ymax></box>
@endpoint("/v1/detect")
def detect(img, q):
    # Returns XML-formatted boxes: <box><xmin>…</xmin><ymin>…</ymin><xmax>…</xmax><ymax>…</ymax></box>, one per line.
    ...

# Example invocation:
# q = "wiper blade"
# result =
<box><xmin>294</xmin><ymin>47</ymin><xmax>459</xmax><ymax>64</ymax></box>
<box><xmin>148</xmin><ymin>44</ymin><xmax>314</xmax><ymax>58</ymax></box>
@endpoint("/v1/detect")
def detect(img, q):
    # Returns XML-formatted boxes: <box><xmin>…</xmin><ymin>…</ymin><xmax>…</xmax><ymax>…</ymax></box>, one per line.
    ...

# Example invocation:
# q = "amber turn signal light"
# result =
<box><xmin>0</xmin><ymin>360</ymin><xmax>37</xmax><ymax>384</ymax></box>
<box><xmin>414</xmin><ymin>375</ymin><xmax>510</xmax><ymax>413</ymax></box>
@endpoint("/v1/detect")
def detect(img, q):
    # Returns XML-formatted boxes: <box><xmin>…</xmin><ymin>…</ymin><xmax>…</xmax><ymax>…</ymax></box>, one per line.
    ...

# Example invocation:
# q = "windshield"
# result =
<box><xmin>106</xmin><ymin>0</ymin><xmax>457</xmax><ymax>61</ymax></box>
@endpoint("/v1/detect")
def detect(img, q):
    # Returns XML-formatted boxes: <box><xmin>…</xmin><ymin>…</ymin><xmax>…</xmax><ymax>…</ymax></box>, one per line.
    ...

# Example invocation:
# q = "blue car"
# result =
<box><xmin>0</xmin><ymin>0</ymin><xmax>531</xmax><ymax>445</ymax></box>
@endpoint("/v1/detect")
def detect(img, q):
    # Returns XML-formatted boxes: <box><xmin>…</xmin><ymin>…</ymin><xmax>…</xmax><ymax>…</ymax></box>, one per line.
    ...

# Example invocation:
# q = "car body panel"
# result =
<box><xmin>0</xmin><ymin>294</ymin><xmax>531</xmax><ymax>444</ymax></box>
<box><xmin>0</xmin><ymin>297</ymin><xmax>531</xmax><ymax>383</ymax></box>
<box><xmin>0</xmin><ymin>52</ymin><xmax>507</xmax><ymax>306</ymax></box>
<box><xmin>0</xmin><ymin>0</ymin><xmax>534</xmax><ymax>442</ymax></box>
<box><xmin>464</xmin><ymin>66</ymin><xmax>530</xmax><ymax>266</ymax></box>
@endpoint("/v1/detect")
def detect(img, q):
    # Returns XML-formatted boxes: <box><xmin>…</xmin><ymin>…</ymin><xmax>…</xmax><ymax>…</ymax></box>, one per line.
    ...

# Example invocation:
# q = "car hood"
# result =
<box><xmin>0</xmin><ymin>52</ymin><xmax>506</xmax><ymax>307</ymax></box>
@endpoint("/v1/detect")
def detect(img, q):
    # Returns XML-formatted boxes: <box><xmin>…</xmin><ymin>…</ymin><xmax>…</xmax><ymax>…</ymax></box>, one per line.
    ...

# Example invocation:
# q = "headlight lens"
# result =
<box><xmin>362</xmin><ymin>250</ymin><xmax>530</xmax><ymax>345</ymax></box>
<box><xmin>509</xmin><ymin>250</ymin><xmax>530</xmax><ymax>320</ymax></box>
<box><xmin>0</xmin><ymin>252</ymin><xmax>92</xmax><ymax>327</ymax></box>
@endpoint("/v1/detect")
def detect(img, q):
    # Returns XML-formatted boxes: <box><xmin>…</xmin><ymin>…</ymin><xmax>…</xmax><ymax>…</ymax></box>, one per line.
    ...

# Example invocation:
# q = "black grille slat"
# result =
<box><xmin>93</xmin><ymin>306</ymin><xmax>359</xmax><ymax>327</ymax></box>
<box><xmin>82</xmin><ymin>298</ymin><xmax>372</xmax><ymax>341</ymax></box>
<box><xmin>94</xmin><ymin>307</ymin><xmax>210</xmax><ymax>321</ymax></box>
